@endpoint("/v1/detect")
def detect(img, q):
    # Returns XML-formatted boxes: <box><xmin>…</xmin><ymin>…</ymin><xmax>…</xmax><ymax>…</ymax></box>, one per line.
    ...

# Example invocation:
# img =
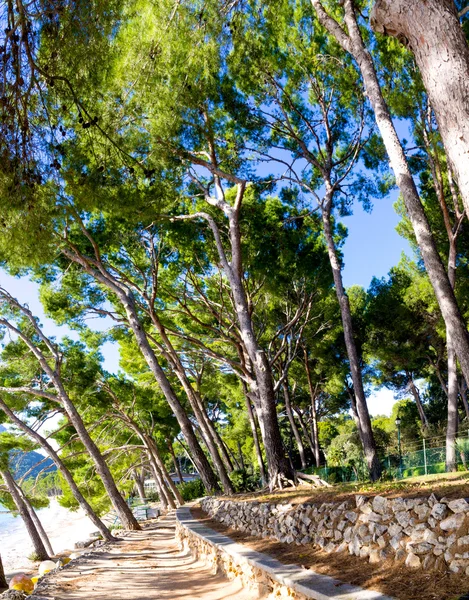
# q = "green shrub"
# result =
<box><xmin>230</xmin><ymin>469</ymin><xmax>260</xmax><ymax>492</ymax></box>
<box><xmin>177</xmin><ymin>478</ymin><xmax>205</xmax><ymax>501</ymax></box>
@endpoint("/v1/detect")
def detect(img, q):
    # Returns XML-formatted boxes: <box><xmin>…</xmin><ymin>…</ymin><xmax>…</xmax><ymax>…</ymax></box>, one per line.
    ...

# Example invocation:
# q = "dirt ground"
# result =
<box><xmin>36</xmin><ymin>514</ymin><xmax>257</xmax><ymax>600</ymax></box>
<box><xmin>191</xmin><ymin>507</ymin><xmax>469</xmax><ymax>600</ymax></box>
<box><xmin>219</xmin><ymin>472</ymin><xmax>469</xmax><ymax>507</ymax></box>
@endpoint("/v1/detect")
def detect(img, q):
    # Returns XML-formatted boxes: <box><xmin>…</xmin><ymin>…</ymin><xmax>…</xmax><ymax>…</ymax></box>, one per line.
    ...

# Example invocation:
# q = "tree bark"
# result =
<box><xmin>0</xmin><ymin>554</ymin><xmax>6</xmax><ymax>591</ymax></box>
<box><xmin>321</xmin><ymin>199</ymin><xmax>381</xmax><ymax>480</ymax></box>
<box><xmin>282</xmin><ymin>381</ymin><xmax>307</xmax><ymax>470</ymax></box>
<box><xmin>225</xmin><ymin>205</ymin><xmax>295</xmax><ymax>486</ymax></box>
<box><xmin>311</xmin><ymin>0</ymin><xmax>469</xmax><ymax>400</ymax></box>
<box><xmin>370</xmin><ymin>0</ymin><xmax>469</xmax><ymax>217</ymax></box>
<box><xmin>241</xmin><ymin>382</ymin><xmax>267</xmax><ymax>485</ymax></box>
<box><xmin>1</xmin><ymin>469</ymin><xmax>49</xmax><ymax>561</ymax></box>
<box><xmin>446</xmin><ymin>243</ymin><xmax>459</xmax><ymax>471</ymax></box>
<box><xmin>57</xmin><ymin>393</ymin><xmax>141</xmax><ymax>530</ymax></box>
<box><xmin>167</xmin><ymin>440</ymin><xmax>184</xmax><ymax>484</ymax></box>
<box><xmin>303</xmin><ymin>347</ymin><xmax>321</xmax><ymax>467</ymax></box>
<box><xmin>116</xmin><ymin>292</ymin><xmax>221</xmax><ymax>494</ymax></box>
<box><xmin>60</xmin><ymin>247</ymin><xmax>221</xmax><ymax>495</ymax></box>
<box><xmin>147</xmin><ymin>312</ymin><xmax>234</xmax><ymax>492</ymax></box>
<box><xmin>201</xmin><ymin>411</ymin><xmax>234</xmax><ymax>473</ymax></box>
<box><xmin>405</xmin><ymin>374</ymin><xmax>429</xmax><ymax>429</ymax></box>
<box><xmin>144</xmin><ymin>434</ymin><xmax>184</xmax><ymax>506</ymax></box>
<box><xmin>132</xmin><ymin>470</ymin><xmax>146</xmax><ymax>501</ymax></box>
<box><xmin>146</xmin><ymin>449</ymin><xmax>171</xmax><ymax>510</ymax></box>
<box><xmin>0</xmin><ymin>397</ymin><xmax>115</xmax><ymax>541</ymax></box>
<box><xmin>14</xmin><ymin>482</ymin><xmax>54</xmax><ymax>557</ymax></box>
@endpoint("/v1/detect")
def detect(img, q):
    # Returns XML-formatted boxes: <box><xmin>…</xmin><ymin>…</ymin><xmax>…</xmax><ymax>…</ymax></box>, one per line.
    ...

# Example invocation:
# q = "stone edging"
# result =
<box><xmin>176</xmin><ymin>505</ymin><xmax>394</xmax><ymax>600</ymax></box>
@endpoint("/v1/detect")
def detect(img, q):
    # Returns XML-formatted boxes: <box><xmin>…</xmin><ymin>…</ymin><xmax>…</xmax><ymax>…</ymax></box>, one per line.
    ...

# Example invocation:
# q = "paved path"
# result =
<box><xmin>39</xmin><ymin>515</ymin><xmax>256</xmax><ymax>600</ymax></box>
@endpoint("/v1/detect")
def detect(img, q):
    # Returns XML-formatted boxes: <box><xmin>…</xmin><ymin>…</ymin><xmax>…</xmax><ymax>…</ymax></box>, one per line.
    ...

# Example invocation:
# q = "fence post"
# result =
<box><xmin>423</xmin><ymin>438</ymin><xmax>428</xmax><ymax>476</ymax></box>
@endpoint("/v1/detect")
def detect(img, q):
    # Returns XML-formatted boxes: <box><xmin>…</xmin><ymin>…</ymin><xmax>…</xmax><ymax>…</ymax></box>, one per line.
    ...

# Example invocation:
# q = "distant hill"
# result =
<box><xmin>10</xmin><ymin>450</ymin><xmax>56</xmax><ymax>480</ymax></box>
<box><xmin>0</xmin><ymin>424</ymin><xmax>56</xmax><ymax>479</ymax></box>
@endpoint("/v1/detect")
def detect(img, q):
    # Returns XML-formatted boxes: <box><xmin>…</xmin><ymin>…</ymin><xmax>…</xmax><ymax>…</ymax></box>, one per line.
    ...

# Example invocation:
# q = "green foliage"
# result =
<box><xmin>177</xmin><ymin>479</ymin><xmax>205</xmax><ymax>502</ymax></box>
<box><xmin>230</xmin><ymin>469</ymin><xmax>261</xmax><ymax>493</ymax></box>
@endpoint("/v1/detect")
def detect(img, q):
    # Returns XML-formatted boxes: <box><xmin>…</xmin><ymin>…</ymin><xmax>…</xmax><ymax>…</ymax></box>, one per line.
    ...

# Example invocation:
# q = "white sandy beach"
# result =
<box><xmin>0</xmin><ymin>498</ymin><xmax>97</xmax><ymax>575</ymax></box>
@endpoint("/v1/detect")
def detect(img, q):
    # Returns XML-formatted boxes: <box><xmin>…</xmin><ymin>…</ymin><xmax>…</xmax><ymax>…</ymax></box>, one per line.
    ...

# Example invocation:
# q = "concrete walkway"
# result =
<box><xmin>37</xmin><ymin>514</ymin><xmax>256</xmax><ymax>600</ymax></box>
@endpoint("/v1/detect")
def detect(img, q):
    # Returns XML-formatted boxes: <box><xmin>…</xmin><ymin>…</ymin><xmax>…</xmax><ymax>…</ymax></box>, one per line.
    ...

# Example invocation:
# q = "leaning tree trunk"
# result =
<box><xmin>282</xmin><ymin>381</ymin><xmax>307</xmax><ymax>470</ymax></box>
<box><xmin>60</xmin><ymin>248</ymin><xmax>221</xmax><ymax>495</ymax></box>
<box><xmin>311</xmin><ymin>0</ymin><xmax>469</xmax><ymax>398</ymax></box>
<box><xmin>1</xmin><ymin>469</ymin><xmax>49</xmax><ymax>561</ymax></box>
<box><xmin>0</xmin><ymin>397</ymin><xmax>114</xmax><ymax>541</ymax></box>
<box><xmin>144</xmin><ymin>435</ymin><xmax>184</xmax><ymax>506</ymax></box>
<box><xmin>15</xmin><ymin>482</ymin><xmax>54</xmax><ymax>556</ymax></box>
<box><xmin>147</xmin><ymin>314</ymin><xmax>234</xmax><ymax>493</ymax></box>
<box><xmin>0</xmin><ymin>554</ymin><xmax>7</xmax><ymax>590</ymax></box>
<box><xmin>406</xmin><ymin>374</ymin><xmax>429</xmax><ymax>429</ymax></box>
<box><xmin>322</xmin><ymin>200</ymin><xmax>381</xmax><ymax>481</ymax></box>
<box><xmin>119</xmin><ymin>293</ymin><xmax>221</xmax><ymax>494</ymax></box>
<box><xmin>132</xmin><ymin>470</ymin><xmax>146</xmax><ymax>502</ymax></box>
<box><xmin>56</xmin><ymin>393</ymin><xmax>140</xmax><ymax>531</ymax></box>
<box><xmin>370</xmin><ymin>0</ymin><xmax>469</xmax><ymax>217</ymax></box>
<box><xmin>167</xmin><ymin>440</ymin><xmax>184</xmax><ymax>484</ymax></box>
<box><xmin>146</xmin><ymin>449</ymin><xmax>172</xmax><ymax>510</ymax></box>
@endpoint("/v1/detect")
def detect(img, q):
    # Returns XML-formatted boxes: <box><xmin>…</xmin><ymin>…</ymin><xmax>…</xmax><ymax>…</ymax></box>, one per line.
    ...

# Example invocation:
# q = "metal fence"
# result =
<box><xmin>312</xmin><ymin>433</ymin><xmax>469</xmax><ymax>484</ymax></box>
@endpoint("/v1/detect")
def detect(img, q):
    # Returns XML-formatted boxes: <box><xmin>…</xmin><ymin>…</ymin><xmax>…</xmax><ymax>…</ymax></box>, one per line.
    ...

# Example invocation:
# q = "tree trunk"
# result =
<box><xmin>119</xmin><ymin>293</ymin><xmax>221</xmax><ymax>494</ymax></box>
<box><xmin>1</xmin><ymin>469</ymin><xmax>49</xmax><ymax>561</ymax></box>
<box><xmin>459</xmin><ymin>379</ymin><xmax>469</xmax><ymax>421</ymax></box>
<box><xmin>321</xmin><ymin>200</ymin><xmax>381</xmax><ymax>481</ymax></box>
<box><xmin>15</xmin><ymin>482</ymin><xmax>54</xmax><ymax>557</ymax></box>
<box><xmin>446</xmin><ymin>337</ymin><xmax>459</xmax><ymax>471</ymax></box>
<box><xmin>446</xmin><ymin>242</ymin><xmax>459</xmax><ymax>471</ymax></box>
<box><xmin>144</xmin><ymin>434</ymin><xmax>184</xmax><ymax>506</ymax></box>
<box><xmin>241</xmin><ymin>382</ymin><xmax>267</xmax><ymax>485</ymax></box>
<box><xmin>132</xmin><ymin>470</ymin><xmax>146</xmax><ymax>501</ymax></box>
<box><xmin>203</xmin><ymin>415</ymin><xmax>234</xmax><ymax>473</ymax></box>
<box><xmin>370</xmin><ymin>0</ymin><xmax>469</xmax><ymax>217</ymax></box>
<box><xmin>303</xmin><ymin>347</ymin><xmax>321</xmax><ymax>467</ymax></box>
<box><xmin>147</xmin><ymin>313</ymin><xmax>234</xmax><ymax>492</ymax></box>
<box><xmin>0</xmin><ymin>397</ymin><xmax>115</xmax><ymax>542</ymax></box>
<box><xmin>146</xmin><ymin>449</ymin><xmax>171</xmax><ymax>510</ymax></box>
<box><xmin>225</xmin><ymin>209</ymin><xmax>294</xmax><ymax>487</ymax></box>
<box><xmin>311</xmin><ymin>0</ymin><xmax>469</xmax><ymax>391</ymax></box>
<box><xmin>406</xmin><ymin>374</ymin><xmax>429</xmax><ymax>429</ymax></box>
<box><xmin>294</xmin><ymin>407</ymin><xmax>315</xmax><ymax>455</ymax></box>
<box><xmin>237</xmin><ymin>440</ymin><xmax>245</xmax><ymax>471</ymax></box>
<box><xmin>60</xmin><ymin>248</ymin><xmax>221</xmax><ymax>495</ymax></box>
<box><xmin>167</xmin><ymin>440</ymin><xmax>184</xmax><ymax>484</ymax></box>
<box><xmin>0</xmin><ymin>554</ymin><xmax>7</xmax><ymax>591</ymax></box>
<box><xmin>56</xmin><ymin>393</ymin><xmax>141</xmax><ymax>531</ymax></box>
<box><xmin>282</xmin><ymin>381</ymin><xmax>307</xmax><ymax>470</ymax></box>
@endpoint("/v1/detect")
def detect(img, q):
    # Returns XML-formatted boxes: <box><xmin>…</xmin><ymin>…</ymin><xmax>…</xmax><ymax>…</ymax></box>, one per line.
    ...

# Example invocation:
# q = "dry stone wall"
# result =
<box><xmin>201</xmin><ymin>494</ymin><xmax>469</xmax><ymax>573</ymax></box>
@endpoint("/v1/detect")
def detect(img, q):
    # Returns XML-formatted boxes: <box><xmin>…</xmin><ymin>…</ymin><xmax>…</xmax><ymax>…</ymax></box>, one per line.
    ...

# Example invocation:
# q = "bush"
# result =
<box><xmin>177</xmin><ymin>478</ymin><xmax>205</xmax><ymax>501</ymax></box>
<box><xmin>230</xmin><ymin>469</ymin><xmax>260</xmax><ymax>492</ymax></box>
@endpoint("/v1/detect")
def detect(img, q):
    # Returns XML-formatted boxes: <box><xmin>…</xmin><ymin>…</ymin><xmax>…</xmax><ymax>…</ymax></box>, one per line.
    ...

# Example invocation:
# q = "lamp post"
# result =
<box><xmin>395</xmin><ymin>417</ymin><xmax>402</xmax><ymax>478</ymax></box>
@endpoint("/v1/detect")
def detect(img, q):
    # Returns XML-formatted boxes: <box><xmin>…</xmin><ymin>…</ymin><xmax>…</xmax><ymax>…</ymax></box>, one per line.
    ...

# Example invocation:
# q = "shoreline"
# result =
<box><xmin>1</xmin><ymin>498</ymin><xmax>97</xmax><ymax>577</ymax></box>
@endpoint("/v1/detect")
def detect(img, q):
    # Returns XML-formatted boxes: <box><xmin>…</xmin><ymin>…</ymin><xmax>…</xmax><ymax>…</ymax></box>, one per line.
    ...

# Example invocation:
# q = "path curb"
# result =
<box><xmin>176</xmin><ymin>506</ymin><xmax>395</xmax><ymax>600</ymax></box>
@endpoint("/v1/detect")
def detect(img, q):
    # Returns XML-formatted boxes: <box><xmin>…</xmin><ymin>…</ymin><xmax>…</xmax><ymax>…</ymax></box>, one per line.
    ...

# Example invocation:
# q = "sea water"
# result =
<box><xmin>0</xmin><ymin>499</ymin><xmax>96</xmax><ymax>574</ymax></box>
